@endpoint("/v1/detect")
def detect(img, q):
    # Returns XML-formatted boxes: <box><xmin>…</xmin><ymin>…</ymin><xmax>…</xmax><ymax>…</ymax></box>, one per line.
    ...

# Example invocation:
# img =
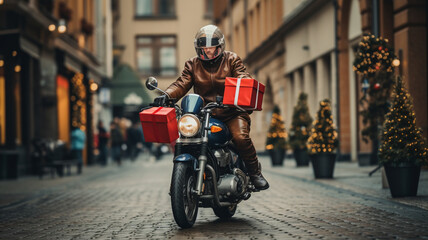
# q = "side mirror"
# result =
<box><xmin>146</xmin><ymin>77</ymin><xmax>158</xmax><ymax>90</ymax></box>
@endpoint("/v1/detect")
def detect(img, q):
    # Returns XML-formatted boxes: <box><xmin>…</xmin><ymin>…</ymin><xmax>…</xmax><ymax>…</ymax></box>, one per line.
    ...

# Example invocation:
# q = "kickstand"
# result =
<box><xmin>368</xmin><ymin>165</ymin><xmax>382</xmax><ymax>177</ymax></box>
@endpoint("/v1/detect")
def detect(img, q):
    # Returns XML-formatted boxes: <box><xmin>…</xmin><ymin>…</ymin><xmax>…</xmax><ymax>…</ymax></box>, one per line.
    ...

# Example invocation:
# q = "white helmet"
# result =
<box><xmin>194</xmin><ymin>25</ymin><xmax>225</xmax><ymax>62</ymax></box>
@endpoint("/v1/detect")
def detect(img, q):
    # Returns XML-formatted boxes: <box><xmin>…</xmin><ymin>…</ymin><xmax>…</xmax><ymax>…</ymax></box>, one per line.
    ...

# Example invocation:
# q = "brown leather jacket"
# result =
<box><xmin>165</xmin><ymin>51</ymin><xmax>252</xmax><ymax>104</ymax></box>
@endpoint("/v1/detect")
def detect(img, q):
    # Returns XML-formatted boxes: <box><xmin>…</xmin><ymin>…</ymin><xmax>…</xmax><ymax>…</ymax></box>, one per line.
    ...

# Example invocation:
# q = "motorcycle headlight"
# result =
<box><xmin>178</xmin><ymin>114</ymin><xmax>201</xmax><ymax>137</ymax></box>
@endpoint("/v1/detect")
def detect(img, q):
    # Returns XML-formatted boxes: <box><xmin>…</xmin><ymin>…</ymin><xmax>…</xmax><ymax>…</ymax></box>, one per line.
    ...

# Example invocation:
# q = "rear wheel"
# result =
<box><xmin>171</xmin><ymin>162</ymin><xmax>199</xmax><ymax>228</ymax></box>
<box><xmin>213</xmin><ymin>204</ymin><xmax>237</xmax><ymax>219</ymax></box>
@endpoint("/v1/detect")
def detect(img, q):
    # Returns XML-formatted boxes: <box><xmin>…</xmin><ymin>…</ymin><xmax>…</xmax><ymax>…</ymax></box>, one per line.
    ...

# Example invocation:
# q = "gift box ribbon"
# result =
<box><xmin>233</xmin><ymin>77</ymin><xmax>260</xmax><ymax>110</ymax></box>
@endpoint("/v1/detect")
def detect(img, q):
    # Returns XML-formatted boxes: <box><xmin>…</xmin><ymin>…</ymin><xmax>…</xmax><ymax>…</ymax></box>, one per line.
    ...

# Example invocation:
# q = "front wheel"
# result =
<box><xmin>213</xmin><ymin>204</ymin><xmax>237</xmax><ymax>219</ymax></box>
<box><xmin>170</xmin><ymin>162</ymin><xmax>199</xmax><ymax>228</ymax></box>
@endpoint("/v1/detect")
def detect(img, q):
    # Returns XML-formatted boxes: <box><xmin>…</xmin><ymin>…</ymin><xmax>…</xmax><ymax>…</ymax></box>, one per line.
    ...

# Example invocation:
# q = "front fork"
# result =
<box><xmin>195</xmin><ymin>110</ymin><xmax>211</xmax><ymax>195</ymax></box>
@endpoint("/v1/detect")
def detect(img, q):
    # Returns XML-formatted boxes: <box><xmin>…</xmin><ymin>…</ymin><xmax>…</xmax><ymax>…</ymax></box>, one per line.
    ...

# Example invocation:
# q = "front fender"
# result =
<box><xmin>174</xmin><ymin>154</ymin><xmax>198</xmax><ymax>171</ymax></box>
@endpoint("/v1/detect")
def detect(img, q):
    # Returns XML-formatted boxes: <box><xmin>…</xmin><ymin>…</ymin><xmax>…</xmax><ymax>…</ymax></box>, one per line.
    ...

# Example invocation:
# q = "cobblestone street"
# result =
<box><xmin>1</xmin><ymin>154</ymin><xmax>428</xmax><ymax>239</ymax></box>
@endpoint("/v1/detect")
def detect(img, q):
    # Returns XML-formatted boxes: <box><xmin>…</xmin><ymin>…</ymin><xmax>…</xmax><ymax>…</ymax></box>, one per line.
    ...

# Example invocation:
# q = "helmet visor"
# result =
<box><xmin>195</xmin><ymin>37</ymin><xmax>221</xmax><ymax>48</ymax></box>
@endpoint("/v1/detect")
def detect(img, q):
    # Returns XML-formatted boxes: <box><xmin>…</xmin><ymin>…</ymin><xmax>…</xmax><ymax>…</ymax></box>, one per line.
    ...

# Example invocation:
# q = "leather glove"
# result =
<box><xmin>153</xmin><ymin>95</ymin><xmax>168</xmax><ymax>106</ymax></box>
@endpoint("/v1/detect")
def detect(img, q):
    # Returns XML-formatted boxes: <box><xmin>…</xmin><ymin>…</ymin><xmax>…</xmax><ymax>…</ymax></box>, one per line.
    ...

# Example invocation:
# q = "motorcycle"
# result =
<box><xmin>144</xmin><ymin>77</ymin><xmax>260</xmax><ymax>228</ymax></box>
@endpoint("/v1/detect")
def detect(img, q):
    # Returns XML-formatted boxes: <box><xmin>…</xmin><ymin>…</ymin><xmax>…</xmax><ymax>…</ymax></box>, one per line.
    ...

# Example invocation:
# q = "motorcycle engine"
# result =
<box><xmin>213</xmin><ymin>148</ymin><xmax>232</xmax><ymax>168</ymax></box>
<box><xmin>217</xmin><ymin>168</ymin><xmax>248</xmax><ymax>199</ymax></box>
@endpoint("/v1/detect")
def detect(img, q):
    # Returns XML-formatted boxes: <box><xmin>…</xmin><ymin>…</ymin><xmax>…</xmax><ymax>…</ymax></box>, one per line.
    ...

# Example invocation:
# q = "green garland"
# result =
<box><xmin>353</xmin><ymin>33</ymin><xmax>396</xmax><ymax>143</ymax></box>
<box><xmin>353</xmin><ymin>34</ymin><xmax>395</xmax><ymax>75</ymax></box>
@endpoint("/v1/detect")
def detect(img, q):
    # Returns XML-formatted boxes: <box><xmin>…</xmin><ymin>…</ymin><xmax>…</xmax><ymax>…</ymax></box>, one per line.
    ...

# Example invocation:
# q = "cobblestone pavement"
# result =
<box><xmin>1</xmin><ymin>154</ymin><xmax>428</xmax><ymax>239</ymax></box>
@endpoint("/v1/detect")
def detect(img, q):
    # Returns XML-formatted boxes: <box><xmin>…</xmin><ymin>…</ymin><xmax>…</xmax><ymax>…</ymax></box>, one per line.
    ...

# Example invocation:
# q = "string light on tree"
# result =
<box><xmin>289</xmin><ymin>93</ymin><xmax>313</xmax><ymax>151</ymax></box>
<box><xmin>266</xmin><ymin>106</ymin><xmax>287</xmax><ymax>151</ymax></box>
<box><xmin>308</xmin><ymin>99</ymin><xmax>338</xmax><ymax>154</ymax></box>
<box><xmin>71</xmin><ymin>73</ymin><xmax>87</xmax><ymax>130</ymax></box>
<box><xmin>379</xmin><ymin>76</ymin><xmax>428</xmax><ymax>166</ymax></box>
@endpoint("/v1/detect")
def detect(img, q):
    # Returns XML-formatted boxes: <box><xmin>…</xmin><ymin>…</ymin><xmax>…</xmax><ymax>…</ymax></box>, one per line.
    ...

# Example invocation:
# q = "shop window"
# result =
<box><xmin>135</xmin><ymin>0</ymin><xmax>175</xmax><ymax>18</ymax></box>
<box><xmin>136</xmin><ymin>36</ymin><xmax>177</xmax><ymax>76</ymax></box>
<box><xmin>204</xmin><ymin>0</ymin><xmax>213</xmax><ymax>19</ymax></box>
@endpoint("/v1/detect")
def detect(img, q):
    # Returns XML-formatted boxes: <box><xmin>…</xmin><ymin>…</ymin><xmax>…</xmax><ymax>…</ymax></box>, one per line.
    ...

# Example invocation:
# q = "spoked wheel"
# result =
<box><xmin>213</xmin><ymin>204</ymin><xmax>237</xmax><ymax>219</ymax></box>
<box><xmin>171</xmin><ymin>162</ymin><xmax>199</xmax><ymax>228</ymax></box>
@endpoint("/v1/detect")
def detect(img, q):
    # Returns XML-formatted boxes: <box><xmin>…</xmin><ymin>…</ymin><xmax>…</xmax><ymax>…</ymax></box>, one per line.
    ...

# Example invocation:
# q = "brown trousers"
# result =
<box><xmin>213</xmin><ymin>109</ymin><xmax>260</xmax><ymax>175</ymax></box>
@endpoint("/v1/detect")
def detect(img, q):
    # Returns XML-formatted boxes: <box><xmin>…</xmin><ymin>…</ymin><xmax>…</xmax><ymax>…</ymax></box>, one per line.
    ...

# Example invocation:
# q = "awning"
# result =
<box><xmin>111</xmin><ymin>64</ymin><xmax>154</xmax><ymax>106</ymax></box>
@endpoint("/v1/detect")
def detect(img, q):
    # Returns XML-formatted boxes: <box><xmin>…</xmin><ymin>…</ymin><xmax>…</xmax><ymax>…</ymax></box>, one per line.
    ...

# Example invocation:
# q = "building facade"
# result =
<box><xmin>0</xmin><ymin>0</ymin><xmax>112</xmax><ymax>178</ymax></box>
<box><xmin>112</xmin><ymin>0</ymin><xmax>213</xmax><ymax>119</ymax></box>
<box><xmin>214</xmin><ymin>0</ymin><xmax>427</xmax><ymax>163</ymax></box>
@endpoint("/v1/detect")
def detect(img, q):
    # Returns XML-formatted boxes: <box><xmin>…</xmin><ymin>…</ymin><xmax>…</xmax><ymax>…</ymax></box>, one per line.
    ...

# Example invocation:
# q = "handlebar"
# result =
<box><xmin>142</xmin><ymin>95</ymin><xmax>245</xmax><ymax>114</ymax></box>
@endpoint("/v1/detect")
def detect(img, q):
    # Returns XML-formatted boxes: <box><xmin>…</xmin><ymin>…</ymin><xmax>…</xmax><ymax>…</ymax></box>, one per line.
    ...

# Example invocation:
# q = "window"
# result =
<box><xmin>204</xmin><ymin>0</ymin><xmax>213</xmax><ymax>19</ymax></box>
<box><xmin>135</xmin><ymin>0</ymin><xmax>175</xmax><ymax>18</ymax></box>
<box><xmin>136</xmin><ymin>36</ymin><xmax>177</xmax><ymax>76</ymax></box>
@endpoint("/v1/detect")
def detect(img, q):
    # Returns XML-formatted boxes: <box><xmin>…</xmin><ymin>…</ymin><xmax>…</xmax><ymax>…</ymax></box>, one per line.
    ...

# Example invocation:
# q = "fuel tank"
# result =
<box><xmin>208</xmin><ymin>118</ymin><xmax>232</xmax><ymax>147</ymax></box>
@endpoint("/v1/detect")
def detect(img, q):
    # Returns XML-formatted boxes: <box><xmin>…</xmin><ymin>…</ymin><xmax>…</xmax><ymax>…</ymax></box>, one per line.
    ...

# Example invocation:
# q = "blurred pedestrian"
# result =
<box><xmin>97</xmin><ymin>120</ymin><xmax>109</xmax><ymax>166</ymax></box>
<box><xmin>127</xmin><ymin>121</ymin><xmax>144</xmax><ymax>161</ymax></box>
<box><xmin>119</xmin><ymin>118</ymin><xmax>131</xmax><ymax>157</ymax></box>
<box><xmin>71</xmin><ymin>126</ymin><xmax>86</xmax><ymax>174</ymax></box>
<box><xmin>110</xmin><ymin>121</ymin><xmax>123</xmax><ymax>166</ymax></box>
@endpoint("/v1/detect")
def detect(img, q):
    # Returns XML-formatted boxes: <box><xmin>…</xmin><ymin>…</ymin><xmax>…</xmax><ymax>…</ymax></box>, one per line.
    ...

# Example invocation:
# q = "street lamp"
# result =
<box><xmin>58</xmin><ymin>19</ymin><xmax>67</xmax><ymax>33</ymax></box>
<box><xmin>90</xmin><ymin>82</ymin><xmax>99</xmax><ymax>92</ymax></box>
<box><xmin>392</xmin><ymin>58</ymin><xmax>400</xmax><ymax>67</ymax></box>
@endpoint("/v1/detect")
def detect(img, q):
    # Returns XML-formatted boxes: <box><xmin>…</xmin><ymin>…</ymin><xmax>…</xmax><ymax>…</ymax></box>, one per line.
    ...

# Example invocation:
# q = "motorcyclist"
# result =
<box><xmin>156</xmin><ymin>25</ymin><xmax>269</xmax><ymax>190</ymax></box>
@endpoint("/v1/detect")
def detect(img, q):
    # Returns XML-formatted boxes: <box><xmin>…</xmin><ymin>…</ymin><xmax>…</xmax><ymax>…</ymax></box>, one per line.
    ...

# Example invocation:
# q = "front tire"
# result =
<box><xmin>171</xmin><ymin>162</ymin><xmax>199</xmax><ymax>228</ymax></box>
<box><xmin>213</xmin><ymin>204</ymin><xmax>237</xmax><ymax>219</ymax></box>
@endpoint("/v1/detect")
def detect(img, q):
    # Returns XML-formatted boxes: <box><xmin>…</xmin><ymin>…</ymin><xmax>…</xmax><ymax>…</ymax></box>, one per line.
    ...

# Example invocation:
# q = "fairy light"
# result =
<box><xmin>353</xmin><ymin>34</ymin><xmax>395</xmax><ymax>75</ymax></box>
<box><xmin>71</xmin><ymin>73</ymin><xmax>87</xmax><ymax>129</ymax></box>
<box><xmin>308</xmin><ymin>100</ymin><xmax>338</xmax><ymax>153</ymax></box>
<box><xmin>266</xmin><ymin>107</ymin><xmax>287</xmax><ymax>150</ymax></box>
<box><xmin>379</xmin><ymin>76</ymin><xmax>428</xmax><ymax>165</ymax></box>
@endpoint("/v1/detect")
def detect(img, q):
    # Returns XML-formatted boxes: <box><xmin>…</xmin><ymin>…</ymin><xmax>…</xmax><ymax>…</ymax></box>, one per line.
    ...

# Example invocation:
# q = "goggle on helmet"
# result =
<box><xmin>194</xmin><ymin>25</ymin><xmax>225</xmax><ymax>62</ymax></box>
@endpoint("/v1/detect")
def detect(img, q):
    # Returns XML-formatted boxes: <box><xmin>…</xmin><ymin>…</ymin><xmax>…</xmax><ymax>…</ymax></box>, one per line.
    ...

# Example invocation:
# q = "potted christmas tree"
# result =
<box><xmin>266</xmin><ymin>105</ymin><xmax>287</xmax><ymax>166</ymax></box>
<box><xmin>308</xmin><ymin>99</ymin><xmax>339</xmax><ymax>178</ymax></box>
<box><xmin>378</xmin><ymin>76</ymin><xmax>428</xmax><ymax>197</ymax></box>
<box><xmin>289</xmin><ymin>93</ymin><xmax>312</xmax><ymax>166</ymax></box>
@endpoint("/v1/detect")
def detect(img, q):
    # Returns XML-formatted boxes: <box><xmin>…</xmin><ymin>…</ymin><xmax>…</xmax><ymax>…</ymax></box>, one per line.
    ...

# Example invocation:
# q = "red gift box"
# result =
<box><xmin>223</xmin><ymin>77</ymin><xmax>265</xmax><ymax>111</ymax></box>
<box><xmin>139</xmin><ymin>107</ymin><xmax>179</xmax><ymax>143</ymax></box>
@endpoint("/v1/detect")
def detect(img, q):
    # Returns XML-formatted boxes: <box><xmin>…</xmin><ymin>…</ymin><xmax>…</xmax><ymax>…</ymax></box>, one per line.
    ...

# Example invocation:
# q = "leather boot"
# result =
<box><xmin>250</xmin><ymin>173</ymin><xmax>269</xmax><ymax>190</ymax></box>
<box><xmin>248</xmin><ymin>162</ymin><xmax>269</xmax><ymax>190</ymax></box>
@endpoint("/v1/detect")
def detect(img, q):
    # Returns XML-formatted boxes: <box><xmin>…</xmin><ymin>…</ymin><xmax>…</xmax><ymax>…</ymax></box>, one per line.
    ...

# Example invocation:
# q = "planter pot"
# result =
<box><xmin>310</xmin><ymin>153</ymin><xmax>336</xmax><ymax>178</ymax></box>
<box><xmin>293</xmin><ymin>148</ymin><xmax>309</xmax><ymax>167</ymax></box>
<box><xmin>384</xmin><ymin>163</ymin><xmax>421</xmax><ymax>198</ymax></box>
<box><xmin>268</xmin><ymin>149</ymin><xmax>285</xmax><ymax>166</ymax></box>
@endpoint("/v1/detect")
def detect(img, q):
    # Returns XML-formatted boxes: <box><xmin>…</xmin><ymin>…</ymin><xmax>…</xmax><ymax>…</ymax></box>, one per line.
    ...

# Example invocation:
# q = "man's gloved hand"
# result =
<box><xmin>153</xmin><ymin>94</ymin><xmax>168</xmax><ymax>106</ymax></box>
